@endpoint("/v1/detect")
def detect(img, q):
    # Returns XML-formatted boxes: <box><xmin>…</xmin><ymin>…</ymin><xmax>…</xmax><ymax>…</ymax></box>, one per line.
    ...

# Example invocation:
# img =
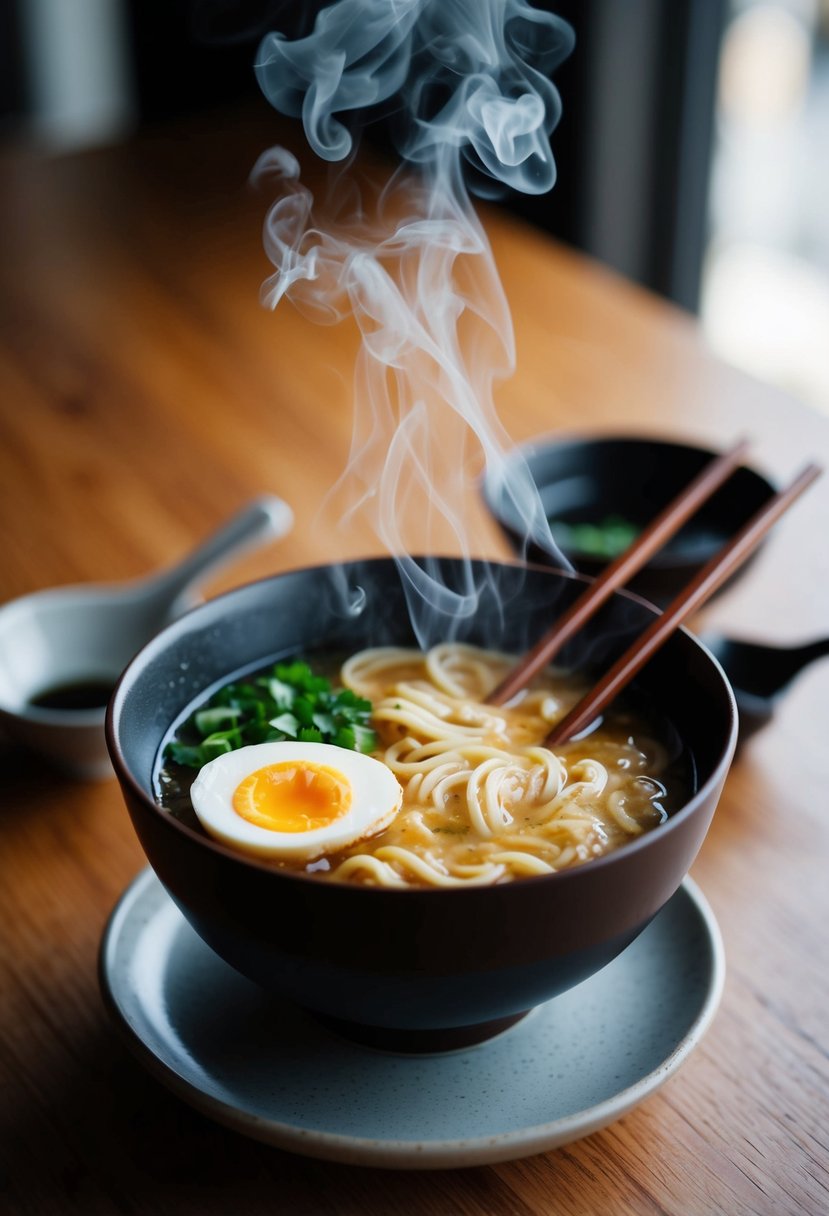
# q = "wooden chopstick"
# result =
<box><xmin>544</xmin><ymin>463</ymin><xmax>822</xmax><ymax>748</ymax></box>
<box><xmin>487</xmin><ymin>437</ymin><xmax>751</xmax><ymax>706</ymax></box>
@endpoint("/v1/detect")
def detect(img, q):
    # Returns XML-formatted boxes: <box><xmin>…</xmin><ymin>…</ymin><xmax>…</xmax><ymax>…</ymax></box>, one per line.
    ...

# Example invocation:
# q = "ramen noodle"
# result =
<box><xmin>158</xmin><ymin>641</ymin><xmax>685</xmax><ymax>888</ymax></box>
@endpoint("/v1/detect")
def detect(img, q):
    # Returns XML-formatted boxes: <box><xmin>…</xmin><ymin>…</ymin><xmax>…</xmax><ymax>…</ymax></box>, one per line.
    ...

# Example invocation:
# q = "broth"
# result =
<box><xmin>155</xmin><ymin>645</ymin><xmax>694</xmax><ymax>887</ymax></box>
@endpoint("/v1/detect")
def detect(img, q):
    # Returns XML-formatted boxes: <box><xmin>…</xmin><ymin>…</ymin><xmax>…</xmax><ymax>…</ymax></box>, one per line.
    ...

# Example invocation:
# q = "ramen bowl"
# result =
<box><xmin>482</xmin><ymin>435</ymin><xmax>776</xmax><ymax>606</ymax></box>
<box><xmin>106</xmin><ymin>558</ymin><xmax>736</xmax><ymax>1052</ymax></box>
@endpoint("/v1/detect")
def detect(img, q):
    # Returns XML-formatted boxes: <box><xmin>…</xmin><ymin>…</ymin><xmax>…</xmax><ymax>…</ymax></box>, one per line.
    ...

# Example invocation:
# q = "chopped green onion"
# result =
<box><xmin>550</xmin><ymin>514</ymin><xmax>641</xmax><ymax>560</ymax></box>
<box><xmin>201</xmin><ymin>737</ymin><xmax>234</xmax><ymax>761</ymax></box>
<box><xmin>166</xmin><ymin>742</ymin><xmax>204</xmax><ymax>768</ymax></box>
<box><xmin>298</xmin><ymin>727</ymin><xmax>324</xmax><ymax>743</ymax></box>
<box><xmin>164</xmin><ymin>657</ymin><xmax>377</xmax><ymax>770</ymax></box>
<box><xmin>194</xmin><ymin>706</ymin><xmax>241</xmax><ymax>736</ymax></box>
<box><xmin>263</xmin><ymin>677</ymin><xmax>295</xmax><ymax>709</ymax></box>
<box><xmin>269</xmin><ymin>712</ymin><xmax>300</xmax><ymax>737</ymax></box>
<box><xmin>352</xmin><ymin>725</ymin><xmax>378</xmax><ymax>754</ymax></box>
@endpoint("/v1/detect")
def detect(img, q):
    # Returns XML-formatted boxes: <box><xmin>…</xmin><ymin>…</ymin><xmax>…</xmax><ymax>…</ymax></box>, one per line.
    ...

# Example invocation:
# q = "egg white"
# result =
<box><xmin>189</xmin><ymin>741</ymin><xmax>402</xmax><ymax>861</ymax></box>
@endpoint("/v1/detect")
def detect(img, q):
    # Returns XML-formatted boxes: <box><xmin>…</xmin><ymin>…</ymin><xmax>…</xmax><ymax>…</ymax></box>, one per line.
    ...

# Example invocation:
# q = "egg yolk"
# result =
<box><xmin>232</xmin><ymin>761</ymin><xmax>352</xmax><ymax>834</ymax></box>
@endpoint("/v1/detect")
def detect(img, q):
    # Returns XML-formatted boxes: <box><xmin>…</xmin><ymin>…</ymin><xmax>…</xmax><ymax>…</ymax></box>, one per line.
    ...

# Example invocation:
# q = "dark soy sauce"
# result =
<box><xmin>29</xmin><ymin>679</ymin><xmax>116</xmax><ymax>712</ymax></box>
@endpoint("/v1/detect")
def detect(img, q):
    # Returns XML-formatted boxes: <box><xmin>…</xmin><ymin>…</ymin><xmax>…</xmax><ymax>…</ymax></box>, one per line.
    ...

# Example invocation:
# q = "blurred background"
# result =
<box><xmin>1</xmin><ymin>0</ymin><xmax>827</xmax><ymax>416</ymax></box>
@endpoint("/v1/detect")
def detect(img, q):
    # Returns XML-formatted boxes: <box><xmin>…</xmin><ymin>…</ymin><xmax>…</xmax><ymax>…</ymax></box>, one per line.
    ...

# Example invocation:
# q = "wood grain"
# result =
<box><xmin>1</xmin><ymin>104</ymin><xmax>827</xmax><ymax>1215</ymax></box>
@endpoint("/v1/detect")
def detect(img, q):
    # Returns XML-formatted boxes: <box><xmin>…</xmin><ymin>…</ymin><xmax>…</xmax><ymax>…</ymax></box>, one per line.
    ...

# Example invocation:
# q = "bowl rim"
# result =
<box><xmin>106</xmin><ymin>555</ymin><xmax>738</xmax><ymax>896</ymax></box>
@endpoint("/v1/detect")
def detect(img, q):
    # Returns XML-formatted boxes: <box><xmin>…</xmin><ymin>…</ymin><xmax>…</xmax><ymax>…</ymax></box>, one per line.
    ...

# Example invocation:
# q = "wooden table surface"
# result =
<box><xmin>1</xmin><ymin>105</ymin><xmax>827</xmax><ymax>1215</ymax></box>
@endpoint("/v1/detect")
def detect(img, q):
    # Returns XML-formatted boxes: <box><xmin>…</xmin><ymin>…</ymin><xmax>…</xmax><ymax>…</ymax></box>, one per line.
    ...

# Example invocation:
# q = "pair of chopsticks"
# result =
<box><xmin>486</xmin><ymin>440</ymin><xmax>821</xmax><ymax>746</ymax></box>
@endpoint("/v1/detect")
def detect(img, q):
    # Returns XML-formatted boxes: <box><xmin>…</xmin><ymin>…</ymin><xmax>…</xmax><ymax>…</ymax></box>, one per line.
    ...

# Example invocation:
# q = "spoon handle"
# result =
<box><xmin>148</xmin><ymin>496</ymin><xmax>293</xmax><ymax>615</ymax></box>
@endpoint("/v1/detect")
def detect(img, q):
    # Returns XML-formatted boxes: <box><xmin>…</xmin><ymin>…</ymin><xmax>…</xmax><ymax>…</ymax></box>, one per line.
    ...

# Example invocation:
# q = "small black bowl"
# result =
<box><xmin>482</xmin><ymin>435</ymin><xmax>776</xmax><ymax>607</ymax></box>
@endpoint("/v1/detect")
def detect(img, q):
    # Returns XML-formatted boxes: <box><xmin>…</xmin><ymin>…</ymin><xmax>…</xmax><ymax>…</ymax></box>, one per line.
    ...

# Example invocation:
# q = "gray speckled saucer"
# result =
<box><xmin>99</xmin><ymin>868</ymin><xmax>724</xmax><ymax>1169</ymax></box>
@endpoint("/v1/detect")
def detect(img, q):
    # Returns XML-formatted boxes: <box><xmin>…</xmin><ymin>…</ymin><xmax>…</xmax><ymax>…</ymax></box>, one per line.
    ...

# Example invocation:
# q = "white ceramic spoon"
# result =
<box><xmin>0</xmin><ymin>495</ymin><xmax>293</xmax><ymax>778</ymax></box>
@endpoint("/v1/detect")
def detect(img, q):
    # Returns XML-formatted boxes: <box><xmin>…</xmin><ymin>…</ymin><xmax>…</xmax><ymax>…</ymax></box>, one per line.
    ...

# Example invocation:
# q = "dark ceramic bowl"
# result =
<box><xmin>482</xmin><ymin>435</ymin><xmax>776</xmax><ymax>607</ymax></box>
<box><xmin>107</xmin><ymin>557</ymin><xmax>736</xmax><ymax>1052</ymax></box>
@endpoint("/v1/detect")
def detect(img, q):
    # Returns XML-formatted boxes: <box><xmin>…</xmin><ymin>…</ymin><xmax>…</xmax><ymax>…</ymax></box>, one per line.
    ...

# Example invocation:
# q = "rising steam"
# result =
<box><xmin>254</xmin><ymin>0</ymin><xmax>574</xmax><ymax>642</ymax></box>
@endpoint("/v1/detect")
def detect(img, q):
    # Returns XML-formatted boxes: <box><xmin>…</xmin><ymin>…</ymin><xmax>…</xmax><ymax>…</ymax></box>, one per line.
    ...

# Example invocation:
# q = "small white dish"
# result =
<box><xmin>0</xmin><ymin>496</ymin><xmax>292</xmax><ymax>779</ymax></box>
<box><xmin>99</xmin><ymin>868</ymin><xmax>725</xmax><ymax>1169</ymax></box>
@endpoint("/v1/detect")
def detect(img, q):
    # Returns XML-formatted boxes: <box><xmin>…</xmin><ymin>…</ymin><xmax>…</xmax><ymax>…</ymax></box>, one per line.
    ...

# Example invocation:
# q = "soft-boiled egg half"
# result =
<box><xmin>189</xmin><ymin>741</ymin><xmax>403</xmax><ymax>861</ymax></box>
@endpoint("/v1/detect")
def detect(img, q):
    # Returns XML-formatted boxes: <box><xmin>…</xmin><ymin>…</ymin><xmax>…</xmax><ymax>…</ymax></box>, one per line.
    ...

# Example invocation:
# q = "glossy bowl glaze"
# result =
<box><xmin>107</xmin><ymin>558</ymin><xmax>736</xmax><ymax>1052</ymax></box>
<box><xmin>482</xmin><ymin>435</ymin><xmax>775</xmax><ymax>607</ymax></box>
